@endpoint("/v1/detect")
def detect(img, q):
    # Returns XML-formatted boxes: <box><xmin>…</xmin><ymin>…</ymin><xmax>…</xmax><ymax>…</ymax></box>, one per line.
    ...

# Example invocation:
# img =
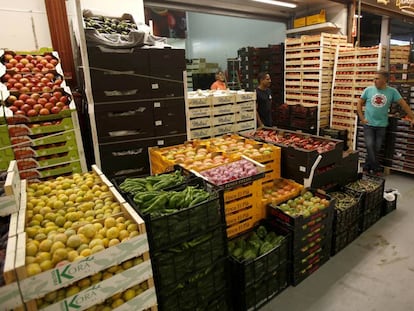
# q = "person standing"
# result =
<box><xmin>210</xmin><ymin>71</ymin><xmax>227</xmax><ymax>90</ymax></box>
<box><xmin>256</xmin><ymin>72</ymin><xmax>272</xmax><ymax>127</ymax></box>
<box><xmin>356</xmin><ymin>70</ymin><xmax>414</xmax><ymax>174</ymax></box>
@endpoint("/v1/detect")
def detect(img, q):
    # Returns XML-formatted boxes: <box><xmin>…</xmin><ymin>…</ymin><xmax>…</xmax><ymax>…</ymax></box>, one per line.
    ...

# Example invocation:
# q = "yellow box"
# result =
<box><xmin>223</xmin><ymin>180</ymin><xmax>259</xmax><ymax>203</ymax></box>
<box><xmin>226</xmin><ymin>205</ymin><xmax>258</xmax><ymax>227</ymax></box>
<box><xmin>306</xmin><ymin>9</ymin><xmax>326</xmax><ymax>26</ymax></box>
<box><xmin>225</xmin><ymin>195</ymin><xmax>256</xmax><ymax>215</ymax></box>
<box><xmin>294</xmin><ymin>17</ymin><xmax>306</xmax><ymax>28</ymax></box>
<box><xmin>226</xmin><ymin>218</ymin><xmax>256</xmax><ymax>239</ymax></box>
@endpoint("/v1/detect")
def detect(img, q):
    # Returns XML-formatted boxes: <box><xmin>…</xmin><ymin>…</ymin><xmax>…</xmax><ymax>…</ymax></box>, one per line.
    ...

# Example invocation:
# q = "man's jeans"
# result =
<box><xmin>363</xmin><ymin>125</ymin><xmax>386</xmax><ymax>172</ymax></box>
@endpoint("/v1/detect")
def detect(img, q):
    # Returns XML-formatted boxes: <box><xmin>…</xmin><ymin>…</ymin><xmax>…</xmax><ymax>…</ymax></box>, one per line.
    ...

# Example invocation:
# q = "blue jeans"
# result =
<box><xmin>363</xmin><ymin>125</ymin><xmax>386</xmax><ymax>172</ymax></box>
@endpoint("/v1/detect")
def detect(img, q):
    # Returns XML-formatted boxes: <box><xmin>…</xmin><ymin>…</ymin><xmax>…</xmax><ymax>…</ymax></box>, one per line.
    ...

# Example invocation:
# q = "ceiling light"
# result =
<box><xmin>252</xmin><ymin>0</ymin><xmax>297</xmax><ymax>8</ymax></box>
<box><xmin>354</xmin><ymin>14</ymin><xmax>363</xmax><ymax>18</ymax></box>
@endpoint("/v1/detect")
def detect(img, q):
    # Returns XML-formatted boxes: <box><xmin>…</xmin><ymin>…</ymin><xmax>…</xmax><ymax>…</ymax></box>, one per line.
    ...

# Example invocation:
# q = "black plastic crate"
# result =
<box><xmin>331</xmin><ymin>219</ymin><xmax>360</xmax><ymax>256</ymax></box>
<box><xmin>290</xmin><ymin>105</ymin><xmax>317</xmax><ymax>119</ymax></box>
<box><xmin>152</xmin><ymin>226</ymin><xmax>227</xmax><ymax>291</ymax></box>
<box><xmin>291</xmin><ymin>252</ymin><xmax>330</xmax><ymax>286</ymax></box>
<box><xmin>234</xmin><ymin>262</ymin><xmax>289</xmax><ymax>311</ymax></box>
<box><xmin>228</xmin><ymin>222</ymin><xmax>290</xmax><ymax>288</ymax></box>
<box><xmin>157</xmin><ymin>258</ymin><xmax>228</xmax><ymax>311</ymax></box>
<box><xmin>126</xmin><ymin>177</ymin><xmax>224</xmax><ymax>251</ymax></box>
<box><xmin>319</xmin><ymin>127</ymin><xmax>349</xmax><ymax>151</ymax></box>
<box><xmin>267</xmin><ymin>189</ymin><xmax>335</xmax><ymax>231</ymax></box>
<box><xmin>345</xmin><ymin>174</ymin><xmax>385</xmax><ymax>213</ymax></box>
<box><xmin>330</xmin><ymin>188</ymin><xmax>364</xmax><ymax>235</ymax></box>
<box><xmin>361</xmin><ymin>202</ymin><xmax>382</xmax><ymax>232</ymax></box>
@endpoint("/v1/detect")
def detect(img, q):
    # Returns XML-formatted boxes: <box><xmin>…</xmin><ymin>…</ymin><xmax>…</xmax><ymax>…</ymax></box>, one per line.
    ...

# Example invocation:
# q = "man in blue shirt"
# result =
<box><xmin>357</xmin><ymin>71</ymin><xmax>414</xmax><ymax>175</ymax></box>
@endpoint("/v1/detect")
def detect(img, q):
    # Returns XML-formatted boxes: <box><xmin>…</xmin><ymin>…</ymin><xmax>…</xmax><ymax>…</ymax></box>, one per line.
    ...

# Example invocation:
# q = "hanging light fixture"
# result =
<box><xmin>252</xmin><ymin>0</ymin><xmax>297</xmax><ymax>9</ymax></box>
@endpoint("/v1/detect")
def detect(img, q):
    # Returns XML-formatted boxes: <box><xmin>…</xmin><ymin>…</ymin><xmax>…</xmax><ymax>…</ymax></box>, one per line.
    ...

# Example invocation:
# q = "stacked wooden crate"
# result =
<box><xmin>331</xmin><ymin>45</ymin><xmax>386</xmax><ymax>150</ymax></box>
<box><xmin>389</xmin><ymin>45</ymin><xmax>410</xmax><ymax>65</ymax></box>
<box><xmin>284</xmin><ymin>33</ymin><xmax>350</xmax><ymax>134</ymax></box>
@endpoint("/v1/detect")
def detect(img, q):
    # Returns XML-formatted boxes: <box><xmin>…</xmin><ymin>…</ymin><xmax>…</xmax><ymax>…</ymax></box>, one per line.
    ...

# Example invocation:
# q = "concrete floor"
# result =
<box><xmin>263</xmin><ymin>172</ymin><xmax>414</xmax><ymax>311</ymax></box>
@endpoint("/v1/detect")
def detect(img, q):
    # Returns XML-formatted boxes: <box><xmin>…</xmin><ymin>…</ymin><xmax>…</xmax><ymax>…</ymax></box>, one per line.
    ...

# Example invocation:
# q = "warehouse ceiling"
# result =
<box><xmin>144</xmin><ymin>0</ymin><xmax>351</xmax><ymax>22</ymax></box>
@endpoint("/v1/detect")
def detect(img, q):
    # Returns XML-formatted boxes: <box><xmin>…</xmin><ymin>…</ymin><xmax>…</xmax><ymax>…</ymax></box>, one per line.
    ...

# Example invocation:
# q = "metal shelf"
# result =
<box><xmin>286</xmin><ymin>22</ymin><xmax>340</xmax><ymax>35</ymax></box>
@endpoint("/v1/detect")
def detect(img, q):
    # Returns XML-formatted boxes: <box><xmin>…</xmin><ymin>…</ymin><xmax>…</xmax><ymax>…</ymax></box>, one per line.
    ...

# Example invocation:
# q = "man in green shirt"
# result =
<box><xmin>357</xmin><ymin>71</ymin><xmax>414</xmax><ymax>175</ymax></box>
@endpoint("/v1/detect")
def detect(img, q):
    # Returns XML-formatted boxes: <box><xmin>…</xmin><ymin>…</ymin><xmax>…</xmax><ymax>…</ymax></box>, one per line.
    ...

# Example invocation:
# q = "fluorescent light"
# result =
<box><xmin>354</xmin><ymin>14</ymin><xmax>363</xmax><ymax>18</ymax></box>
<box><xmin>252</xmin><ymin>0</ymin><xmax>297</xmax><ymax>8</ymax></box>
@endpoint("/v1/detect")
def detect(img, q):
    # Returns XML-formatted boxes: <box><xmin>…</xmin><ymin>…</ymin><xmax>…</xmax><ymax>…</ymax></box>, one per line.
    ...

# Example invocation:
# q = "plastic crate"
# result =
<box><xmin>228</xmin><ymin>222</ymin><xmax>289</xmax><ymax>288</ymax></box>
<box><xmin>330</xmin><ymin>188</ymin><xmax>364</xmax><ymax>235</ymax></box>
<box><xmin>345</xmin><ymin>174</ymin><xmax>385</xmax><ymax>213</ymax></box>
<box><xmin>360</xmin><ymin>202</ymin><xmax>382</xmax><ymax>232</ymax></box>
<box><xmin>234</xmin><ymin>262</ymin><xmax>289</xmax><ymax>311</ymax></box>
<box><xmin>291</xmin><ymin>251</ymin><xmax>330</xmax><ymax>286</ymax></box>
<box><xmin>126</xmin><ymin>177</ymin><xmax>224</xmax><ymax>252</ymax></box>
<box><xmin>331</xmin><ymin>219</ymin><xmax>360</xmax><ymax>256</ymax></box>
<box><xmin>157</xmin><ymin>258</ymin><xmax>228</xmax><ymax>311</ymax></box>
<box><xmin>152</xmin><ymin>226</ymin><xmax>227</xmax><ymax>292</ymax></box>
<box><xmin>267</xmin><ymin>189</ymin><xmax>335</xmax><ymax>231</ymax></box>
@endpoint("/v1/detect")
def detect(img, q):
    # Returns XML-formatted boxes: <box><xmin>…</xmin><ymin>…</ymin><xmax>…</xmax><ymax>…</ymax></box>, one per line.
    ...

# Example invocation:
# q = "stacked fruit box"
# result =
<box><xmin>284</xmin><ymin>33</ymin><xmax>349</xmax><ymax>134</ymax></box>
<box><xmin>267</xmin><ymin>189</ymin><xmax>335</xmax><ymax>286</ymax></box>
<box><xmin>329</xmin><ymin>189</ymin><xmax>363</xmax><ymax>255</ymax></box>
<box><xmin>246</xmin><ymin>127</ymin><xmax>343</xmax><ymax>185</ymax></box>
<box><xmin>195</xmin><ymin>157</ymin><xmax>266</xmax><ymax>239</ymax></box>
<box><xmin>186</xmin><ymin>90</ymin><xmax>257</xmax><ymax>140</ymax></box>
<box><xmin>0</xmin><ymin>114</ymin><xmax>14</xmax><ymax>171</ymax></box>
<box><xmin>0</xmin><ymin>163</ymin><xmax>25</xmax><ymax>310</ymax></box>
<box><xmin>345</xmin><ymin>174</ymin><xmax>385</xmax><ymax>232</ymax></box>
<box><xmin>385</xmin><ymin>118</ymin><xmax>414</xmax><ymax>173</ymax></box>
<box><xmin>331</xmin><ymin>45</ymin><xmax>386</xmax><ymax>149</ymax></box>
<box><xmin>0</xmin><ymin>161</ymin><xmax>21</xmax><ymax>217</ymax></box>
<box><xmin>13</xmin><ymin>168</ymin><xmax>157</xmax><ymax>310</ymax></box>
<box><xmin>389</xmin><ymin>45</ymin><xmax>411</xmax><ymax>65</ymax></box>
<box><xmin>0</xmin><ymin>50</ymin><xmax>87</xmax><ymax>182</ymax></box>
<box><xmin>228</xmin><ymin>222</ymin><xmax>289</xmax><ymax>310</ymax></box>
<box><xmin>113</xmin><ymin>171</ymin><xmax>229</xmax><ymax>311</ymax></box>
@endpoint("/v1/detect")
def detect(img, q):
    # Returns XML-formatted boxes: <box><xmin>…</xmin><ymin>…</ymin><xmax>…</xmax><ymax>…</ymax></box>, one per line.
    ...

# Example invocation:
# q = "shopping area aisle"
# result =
<box><xmin>264</xmin><ymin>172</ymin><xmax>414</xmax><ymax>311</ymax></box>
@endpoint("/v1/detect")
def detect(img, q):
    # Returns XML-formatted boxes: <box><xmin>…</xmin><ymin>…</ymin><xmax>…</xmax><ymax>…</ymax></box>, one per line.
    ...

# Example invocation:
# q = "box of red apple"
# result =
<box><xmin>245</xmin><ymin>128</ymin><xmax>344</xmax><ymax>169</ymax></box>
<box><xmin>0</xmin><ymin>85</ymin><xmax>75</xmax><ymax>124</ymax></box>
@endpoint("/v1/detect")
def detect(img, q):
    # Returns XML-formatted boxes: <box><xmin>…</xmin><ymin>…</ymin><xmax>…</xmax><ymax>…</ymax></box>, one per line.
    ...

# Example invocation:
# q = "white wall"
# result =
<box><xmin>0</xmin><ymin>0</ymin><xmax>52</xmax><ymax>51</ymax></box>
<box><xmin>0</xmin><ymin>0</ymin><xmax>145</xmax><ymax>52</ymax></box>
<box><xmin>186</xmin><ymin>12</ymin><xmax>286</xmax><ymax>69</ymax></box>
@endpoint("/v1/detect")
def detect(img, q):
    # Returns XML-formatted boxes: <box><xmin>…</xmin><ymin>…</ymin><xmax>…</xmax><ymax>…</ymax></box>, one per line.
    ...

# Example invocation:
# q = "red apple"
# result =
<box><xmin>26</xmin><ymin>98</ymin><xmax>37</xmax><ymax>106</ymax></box>
<box><xmin>4</xmin><ymin>54</ymin><xmax>13</xmax><ymax>61</ymax></box>
<box><xmin>14</xmin><ymin>82</ymin><xmax>23</xmax><ymax>89</ymax></box>
<box><xmin>36</xmin><ymin>63</ymin><xmax>44</xmax><ymax>70</ymax></box>
<box><xmin>35</xmin><ymin>55</ymin><xmax>43</xmax><ymax>62</ymax></box>
<box><xmin>45</xmin><ymin>73</ymin><xmax>54</xmax><ymax>80</ymax></box>
<box><xmin>40</xmin><ymin>77</ymin><xmax>49</xmax><ymax>84</ymax></box>
<box><xmin>55</xmin><ymin>102</ymin><xmax>65</xmax><ymax>109</ymax></box>
<box><xmin>30</xmin><ymin>93</ymin><xmax>40</xmax><ymax>100</ymax></box>
<box><xmin>41</xmin><ymin>68</ymin><xmax>49</xmax><ymax>74</ymax></box>
<box><xmin>13</xmin><ymin>99</ymin><xmax>24</xmax><ymax>107</ymax></box>
<box><xmin>44</xmin><ymin>55</ymin><xmax>53</xmax><ymax>61</ymax></box>
<box><xmin>20</xmin><ymin>67</ymin><xmax>31</xmax><ymax>73</ymax></box>
<box><xmin>45</xmin><ymin>63</ymin><xmax>55</xmax><ymax>70</ymax></box>
<box><xmin>19</xmin><ymin>94</ymin><xmax>30</xmax><ymax>101</ymax></box>
<box><xmin>20</xmin><ymin>86</ymin><xmax>30</xmax><ymax>93</ymax></box>
<box><xmin>42</xmin><ymin>86</ymin><xmax>52</xmax><ymax>93</ymax></box>
<box><xmin>34</xmin><ymin>73</ymin><xmax>43</xmax><ymax>79</ymax></box>
<box><xmin>3</xmin><ymin>73</ymin><xmax>11</xmax><ymax>80</ymax></box>
<box><xmin>15</xmin><ymin>63</ymin><xmax>25</xmax><ymax>70</ymax></box>
<box><xmin>21</xmin><ymin>104</ymin><xmax>31</xmax><ymax>113</ymax></box>
<box><xmin>50</xmin><ymin>106</ymin><xmax>61</xmax><ymax>114</ymax></box>
<box><xmin>47</xmin><ymin>82</ymin><xmax>54</xmax><ymax>88</ymax></box>
<box><xmin>37</xmin><ymin>98</ymin><xmax>48</xmax><ymax>106</ymax></box>
<box><xmin>30</xmin><ymin>59</ymin><xmax>38</xmax><ymax>65</ymax></box>
<box><xmin>25</xmin><ymin>63</ymin><xmax>34</xmax><ymax>70</ymax></box>
<box><xmin>8</xmin><ymin>78</ymin><xmax>17</xmax><ymax>85</ymax></box>
<box><xmin>49</xmin><ymin>97</ymin><xmax>58</xmax><ymax>105</ymax></box>
<box><xmin>31</xmin><ymin>86</ymin><xmax>41</xmax><ymax>92</ymax></box>
<box><xmin>25</xmin><ymin>82</ymin><xmax>34</xmax><ymax>89</ymax></box>
<box><xmin>62</xmin><ymin>105</ymin><xmax>70</xmax><ymax>110</ymax></box>
<box><xmin>13</xmin><ymin>73</ymin><xmax>23</xmax><ymax>80</ymax></box>
<box><xmin>40</xmin><ymin>93</ymin><xmax>51</xmax><ymax>100</ymax></box>
<box><xmin>53</xmin><ymin>91</ymin><xmax>62</xmax><ymax>99</ymax></box>
<box><xmin>5</xmin><ymin>82</ymin><xmax>13</xmax><ymax>89</ymax></box>
<box><xmin>50</xmin><ymin>59</ymin><xmax>58</xmax><ymax>66</ymax></box>
<box><xmin>7</xmin><ymin>95</ymin><xmax>17</xmax><ymax>104</ymax></box>
<box><xmin>19</xmin><ymin>77</ymin><xmax>29</xmax><ymax>84</ymax></box>
<box><xmin>26</xmin><ymin>55</ymin><xmax>34</xmax><ymax>61</ymax></box>
<box><xmin>14</xmin><ymin>55</ymin><xmax>23</xmax><ymax>61</ymax></box>
<box><xmin>33</xmin><ymin>104</ymin><xmax>43</xmax><ymax>111</ymax></box>
<box><xmin>5</xmin><ymin>63</ymin><xmax>13</xmax><ymax>69</ymax></box>
<box><xmin>27</xmin><ymin>109</ymin><xmax>38</xmax><ymax>117</ymax></box>
<box><xmin>44</xmin><ymin>102</ymin><xmax>54</xmax><ymax>110</ymax></box>
<box><xmin>40</xmin><ymin>59</ymin><xmax>48</xmax><ymax>65</ymax></box>
<box><xmin>9</xmin><ymin>58</ymin><xmax>18</xmax><ymax>65</ymax></box>
<box><xmin>39</xmin><ymin>108</ymin><xmax>50</xmax><ymax>115</ymax></box>
<box><xmin>32</xmin><ymin>67</ymin><xmax>40</xmax><ymax>73</ymax></box>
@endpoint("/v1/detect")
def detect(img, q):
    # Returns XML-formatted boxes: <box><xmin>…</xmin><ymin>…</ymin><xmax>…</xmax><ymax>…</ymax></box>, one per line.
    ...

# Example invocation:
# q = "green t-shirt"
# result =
<box><xmin>361</xmin><ymin>86</ymin><xmax>402</xmax><ymax>127</ymax></box>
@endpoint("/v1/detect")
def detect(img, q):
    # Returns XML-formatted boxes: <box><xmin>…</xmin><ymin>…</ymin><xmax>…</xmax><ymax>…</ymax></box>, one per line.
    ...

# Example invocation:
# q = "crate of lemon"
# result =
<box><xmin>14</xmin><ymin>170</ymin><xmax>157</xmax><ymax>311</ymax></box>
